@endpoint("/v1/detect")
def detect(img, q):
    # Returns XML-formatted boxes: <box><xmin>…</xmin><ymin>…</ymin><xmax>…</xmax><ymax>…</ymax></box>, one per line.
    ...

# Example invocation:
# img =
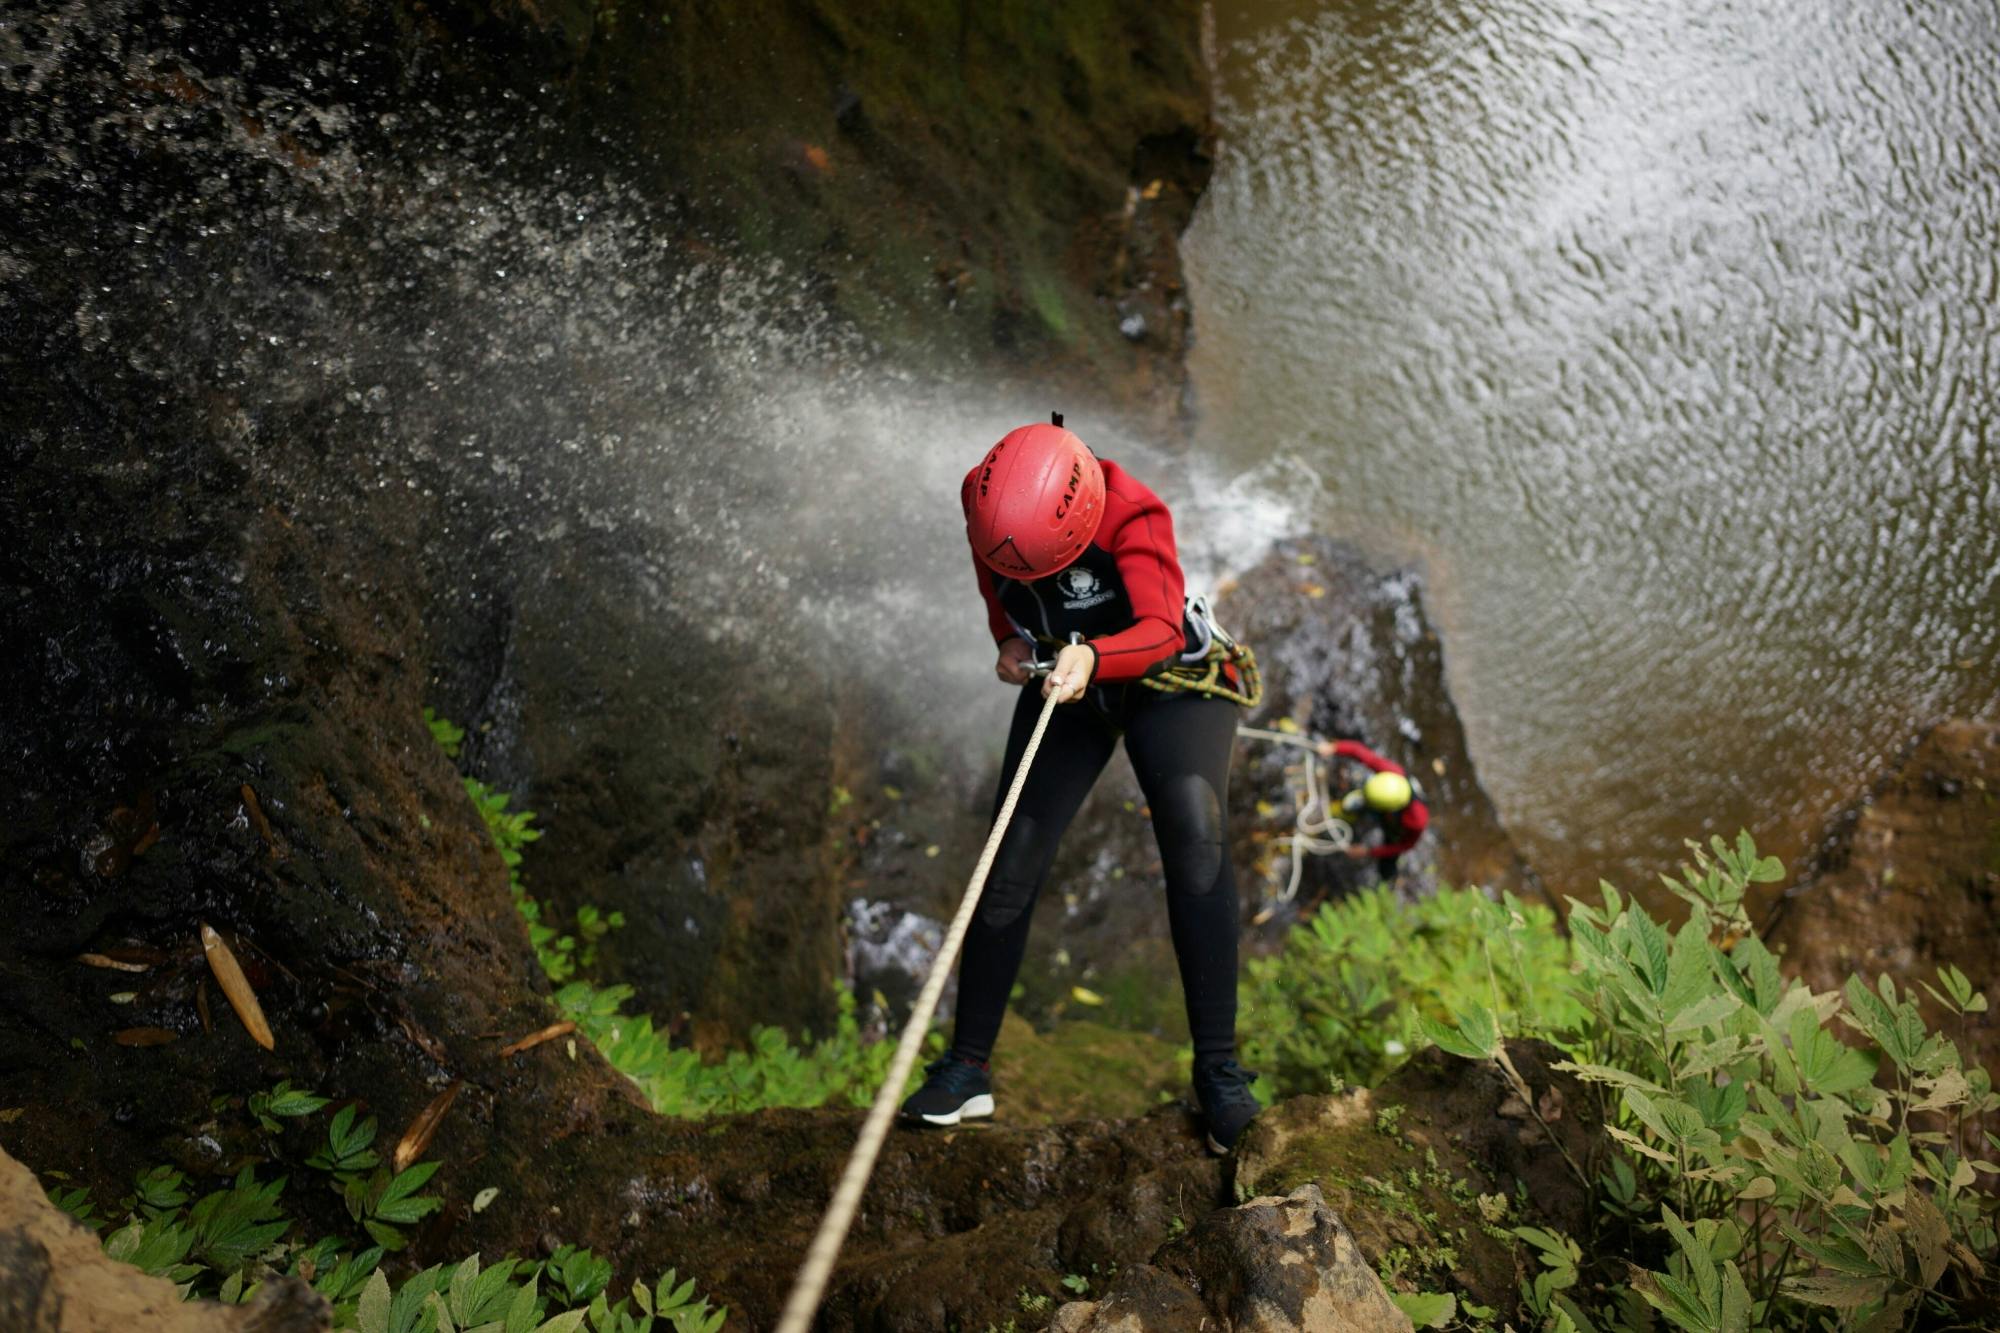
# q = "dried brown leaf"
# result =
<box><xmin>394</xmin><ymin>1080</ymin><xmax>463</xmax><ymax>1172</ymax></box>
<box><xmin>200</xmin><ymin>923</ymin><xmax>274</xmax><ymax>1050</ymax></box>
<box><xmin>499</xmin><ymin>1020</ymin><xmax>576</xmax><ymax>1057</ymax></box>
<box><xmin>239</xmin><ymin>784</ymin><xmax>288</xmax><ymax>860</ymax></box>
<box><xmin>76</xmin><ymin>953</ymin><xmax>150</xmax><ymax>973</ymax></box>
<box><xmin>113</xmin><ymin>1027</ymin><xmax>179</xmax><ymax>1047</ymax></box>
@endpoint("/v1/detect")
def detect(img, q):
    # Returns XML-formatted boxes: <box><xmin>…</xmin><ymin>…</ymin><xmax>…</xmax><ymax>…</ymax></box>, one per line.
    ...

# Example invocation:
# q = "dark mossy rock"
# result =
<box><xmin>1233</xmin><ymin>1042</ymin><xmax>1599</xmax><ymax>1318</ymax></box>
<box><xmin>627</xmin><ymin>1101</ymin><xmax>1227</xmax><ymax>1331</ymax></box>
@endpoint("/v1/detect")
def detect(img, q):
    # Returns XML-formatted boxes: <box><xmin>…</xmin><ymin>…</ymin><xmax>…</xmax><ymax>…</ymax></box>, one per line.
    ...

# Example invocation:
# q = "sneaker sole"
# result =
<box><xmin>1205</xmin><ymin>1133</ymin><xmax>1232</xmax><ymax>1156</ymax></box>
<box><xmin>909</xmin><ymin>1093</ymin><xmax>995</xmax><ymax>1127</ymax></box>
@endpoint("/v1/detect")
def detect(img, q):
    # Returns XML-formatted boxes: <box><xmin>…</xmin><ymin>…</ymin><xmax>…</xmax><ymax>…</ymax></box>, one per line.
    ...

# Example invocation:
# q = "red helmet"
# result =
<box><xmin>966</xmin><ymin>421</ymin><xmax>1105</xmax><ymax>579</ymax></box>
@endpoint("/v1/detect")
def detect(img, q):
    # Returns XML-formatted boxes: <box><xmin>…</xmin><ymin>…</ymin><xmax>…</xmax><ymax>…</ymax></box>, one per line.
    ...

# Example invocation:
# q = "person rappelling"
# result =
<box><xmin>1318</xmin><ymin>738</ymin><xmax>1430</xmax><ymax>877</ymax></box>
<box><xmin>896</xmin><ymin>415</ymin><xmax>1265</xmax><ymax>1155</ymax></box>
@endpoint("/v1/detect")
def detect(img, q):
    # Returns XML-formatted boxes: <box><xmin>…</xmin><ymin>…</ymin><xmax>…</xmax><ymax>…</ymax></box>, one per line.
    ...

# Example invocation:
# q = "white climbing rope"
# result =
<box><xmin>775</xmin><ymin>686</ymin><xmax>1066</xmax><ymax>1333</ymax></box>
<box><xmin>1235</xmin><ymin>725</ymin><xmax>1353</xmax><ymax>902</ymax></box>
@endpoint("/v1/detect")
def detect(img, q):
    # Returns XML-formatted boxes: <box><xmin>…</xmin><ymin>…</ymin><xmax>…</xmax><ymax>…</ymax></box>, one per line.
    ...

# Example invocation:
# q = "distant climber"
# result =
<box><xmin>1318</xmin><ymin>737</ymin><xmax>1430</xmax><ymax>875</ymax></box>
<box><xmin>898</xmin><ymin>416</ymin><xmax>1262</xmax><ymax>1155</ymax></box>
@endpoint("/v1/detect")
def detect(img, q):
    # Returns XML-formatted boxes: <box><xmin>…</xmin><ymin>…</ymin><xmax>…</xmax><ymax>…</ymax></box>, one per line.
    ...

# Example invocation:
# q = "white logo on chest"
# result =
<box><xmin>1057</xmin><ymin>566</ymin><xmax>1114</xmax><ymax>609</ymax></box>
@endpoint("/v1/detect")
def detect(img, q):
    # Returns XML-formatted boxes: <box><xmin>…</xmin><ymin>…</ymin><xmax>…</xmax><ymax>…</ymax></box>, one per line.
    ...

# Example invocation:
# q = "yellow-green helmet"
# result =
<box><xmin>1362</xmin><ymin>771</ymin><xmax>1414</xmax><ymax>813</ymax></box>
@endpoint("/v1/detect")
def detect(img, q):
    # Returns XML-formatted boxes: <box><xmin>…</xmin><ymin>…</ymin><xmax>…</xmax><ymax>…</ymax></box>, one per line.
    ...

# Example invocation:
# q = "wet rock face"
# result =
<box><xmin>1220</xmin><ymin>536</ymin><xmax>1545</xmax><ymax>909</ymax></box>
<box><xmin>1769</xmin><ymin>720</ymin><xmax>2000</xmax><ymax>1080</ymax></box>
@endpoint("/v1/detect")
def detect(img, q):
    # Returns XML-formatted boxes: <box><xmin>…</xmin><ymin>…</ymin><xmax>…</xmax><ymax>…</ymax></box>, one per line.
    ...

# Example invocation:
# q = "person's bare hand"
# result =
<box><xmin>1342</xmin><ymin>844</ymin><xmax>1370</xmax><ymax>860</ymax></box>
<box><xmin>1042</xmin><ymin>642</ymin><xmax>1095</xmax><ymax>703</ymax></box>
<box><xmin>996</xmin><ymin>637</ymin><xmax>1036</xmax><ymax>686</ymax></box>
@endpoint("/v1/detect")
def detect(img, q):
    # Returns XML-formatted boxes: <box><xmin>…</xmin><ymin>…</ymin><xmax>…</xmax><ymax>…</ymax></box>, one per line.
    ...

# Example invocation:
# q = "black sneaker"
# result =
<box><xmin>899</xmin><ymin>1054</ymin><xmax>995</xmax><ymax>1127</ymax></box>
<box><xmin>1193</xmin><ymin>1058</ymin><xmax>1261</xmax><ymax>1155</ymax></box>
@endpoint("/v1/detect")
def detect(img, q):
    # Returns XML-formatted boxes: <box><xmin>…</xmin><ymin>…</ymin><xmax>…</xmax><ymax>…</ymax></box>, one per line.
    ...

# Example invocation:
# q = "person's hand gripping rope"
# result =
<box><xmin>1042</xmin><ymin>640</ymin><xmax>1094</xmax><ymax>704</ymax></box>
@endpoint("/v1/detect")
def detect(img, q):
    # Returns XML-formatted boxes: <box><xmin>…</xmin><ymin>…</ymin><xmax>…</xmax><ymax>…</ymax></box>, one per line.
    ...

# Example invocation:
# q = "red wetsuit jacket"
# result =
<box><xmin>1329</xmin><ymin>739</ymin><xmax>1431</xmax><ymax>859</ymax></box>
<box><xmin>962</xmin><ymin>458</ymin><xmax>1196</xmax><ymax>685</ymax></box>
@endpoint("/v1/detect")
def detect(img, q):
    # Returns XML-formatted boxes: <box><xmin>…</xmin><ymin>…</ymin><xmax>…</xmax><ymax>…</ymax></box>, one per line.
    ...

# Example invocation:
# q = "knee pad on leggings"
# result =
<box><xmin>979</xmin><ymin>814</ymin><xmax>1045</xmax><ymax>928</ymax></box>
<box><xmin>1156</xmin><ymin>774</ymin><xmax>1224</xmax><ymax>897</ymax></box>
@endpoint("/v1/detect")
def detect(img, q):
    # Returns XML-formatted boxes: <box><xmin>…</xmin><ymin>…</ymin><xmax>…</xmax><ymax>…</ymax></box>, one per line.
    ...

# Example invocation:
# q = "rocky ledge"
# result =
<box><xmin>3</xmin><ymin>1040</ymin><xmax>1595</xmax><ymax>1332</ymax></box>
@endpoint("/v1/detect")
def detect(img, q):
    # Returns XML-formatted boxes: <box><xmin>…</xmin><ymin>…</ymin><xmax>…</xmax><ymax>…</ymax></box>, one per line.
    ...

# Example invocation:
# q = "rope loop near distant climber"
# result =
<box><xmin>774</xmin><ymin>687</ymin><xmax>1065</xmax><ymax>1333</ymax></box>
<box><xmin>1236</xmin><ymin>724</ymin><xmax>1353</xmax><ymax>902</ymax></box>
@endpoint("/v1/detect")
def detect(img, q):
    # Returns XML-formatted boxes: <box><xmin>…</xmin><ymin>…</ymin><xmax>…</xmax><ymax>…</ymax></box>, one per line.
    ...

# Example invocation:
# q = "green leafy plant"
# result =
<box><xmin>554</xmin><ymin>977</ymin><xmax>938</xmax><ymax>1119</ymax></box>
<box><xmin>1241</xmin><ymin>884</ymin><xmax>1582</xmax><ymax>1097</ymax></box>
<box><xmin>1388</xmin><ymin>1290</ymin><xmax>1457</xmax><ymax>1329</ymax></box>
<box><xmin>250</xmin><ymin>1079</ymin><xmax>333</xmax><ymax>1133</ymax></box>
<box><xmin>423</xmin><ymin>707</ymin><xmax>465</xmax><ymax>759</ymax></box>
<box><xmin>1414</xmin><ymin>833</ymin><xmax>2000</xmax><ymax>1331</ymax></box>
<box><xmin>50</xmin><ymin>1183</ymin><xmax>101</xmax><ymax>1231</ymax></box>
<box><xmin>428</xmin><ymin>710</ymin><xmax>932</xmax><ymax>1121</ymax></box>
<box><xmin>308</xmin><ymin>1104</ymin><xmax>383</xmax><ymax>1180</ymax></box>
<box><xmin>85</xmin><ymin>1145</ymin><xmax>726</xmax><ymax>1331</ymax></box>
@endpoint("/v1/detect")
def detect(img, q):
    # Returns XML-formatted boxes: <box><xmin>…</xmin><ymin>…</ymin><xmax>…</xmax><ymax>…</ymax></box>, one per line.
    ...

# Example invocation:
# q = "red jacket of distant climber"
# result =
<box><xmin>1329</xmin><ymin>739</ymin><xmax>1430</xmax><ymax>859</ymax></box>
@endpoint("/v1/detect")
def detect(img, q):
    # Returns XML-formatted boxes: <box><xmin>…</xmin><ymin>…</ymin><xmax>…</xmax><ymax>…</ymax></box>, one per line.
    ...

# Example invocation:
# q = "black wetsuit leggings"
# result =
<box><xmin>951</xmin><ymin>684</ymin><xmax>1240</xmax><ymax>1066</ymax></box>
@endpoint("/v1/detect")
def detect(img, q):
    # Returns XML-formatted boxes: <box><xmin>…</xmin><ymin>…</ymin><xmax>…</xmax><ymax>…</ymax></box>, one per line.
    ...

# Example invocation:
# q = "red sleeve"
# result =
<box><xmin>1330</xmin><ymin>739</ymin><xmax>1406</xmax><ymax>775</ymax></box>
<box><xmin>964</xmin><ymin>469</ymin><xmax>1025</xmax><ymax>647</ymax></box>
<box><xmin>1086</xmin><ymin>469</ymin><xmax>1186</xmax><ymax>684</ymax></box>
<box><xmin>1368</xmin><ymin>800</ymin><xmax>1428</xmax><ymax>858</ymax></box>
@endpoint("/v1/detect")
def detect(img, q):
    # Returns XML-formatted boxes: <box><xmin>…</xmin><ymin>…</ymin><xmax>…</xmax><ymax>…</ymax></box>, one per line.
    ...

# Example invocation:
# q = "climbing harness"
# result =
<box><xmin>775</xmin><ymin>686</ymin><xmax>1066</xmax><ymax>1333</ymax></box>
<box><xmin>1022</xmin><ymin>594</ymin><xmax>1263</xmax><ymax>709</ymax></box>
<box><xmin>1140</xmin><ymin>594</ymin><xmax>1263</xmax><ymax>709</ymax></box>
<box><xmin>1234</xmin><ymin>724</ymin><xmax>1354</xmax><ymax>903</ymax></box>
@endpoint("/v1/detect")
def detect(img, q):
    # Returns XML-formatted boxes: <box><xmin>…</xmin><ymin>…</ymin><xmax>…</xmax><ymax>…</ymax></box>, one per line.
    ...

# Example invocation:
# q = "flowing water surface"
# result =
<box><xmin>1184</xmin><ymin>0</ymin><xmax>2000</xmax><ymax>896</ymax></box>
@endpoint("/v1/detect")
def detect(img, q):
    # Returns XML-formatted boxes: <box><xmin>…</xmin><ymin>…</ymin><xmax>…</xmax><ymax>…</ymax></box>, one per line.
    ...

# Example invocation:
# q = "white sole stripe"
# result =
<box><xmin>914</xmin><ymin>1093</ymin><xmax>995</xmax><ymax>1127</ymax></box>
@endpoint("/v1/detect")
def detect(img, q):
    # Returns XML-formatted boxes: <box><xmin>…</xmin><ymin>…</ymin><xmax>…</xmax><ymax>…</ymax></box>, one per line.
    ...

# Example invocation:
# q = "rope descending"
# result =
<box><xmin>1235</xmin><ymin>724</ymin><xmax>1354</xmax><ymax>902</ymax></box>
<box><xmin>774</xmin><ymin>687</ymin><xmax>1066</xmax><ymax>1333</ymax></box>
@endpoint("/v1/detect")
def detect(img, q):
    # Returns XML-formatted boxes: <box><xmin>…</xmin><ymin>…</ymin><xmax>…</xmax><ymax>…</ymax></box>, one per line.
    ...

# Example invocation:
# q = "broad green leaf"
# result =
<box><xmin>1627</xmin><ymin>910</ymin><xmax>1672</xmax><ymax>996</ymax></box>
<box><xmin>357</xmin><ymin>1270</ymin><xmax>392</xmax><ymax>1333</ymax></box>
<box><xmin>505</xmin><ymin>1275</ymin><xmax>541</xmax><ymax>1333</ymax></box>
<box><xmin>1666</xmin><ymin>992</ymin><xmax>1741</xmax><ymax>1035</ymax></box>
<box><xmin>447</xmin><ymin>1255</ymin><xmax>480</xmax><ymax>1323</ymax></box>
<box><xmin>1776</xmin><ymin>1219</ymin><xmax>1885</xmax><ymax>1277</ymax></box>
<box><xmin>1903</xmin><ymin>1187</ymin><xmax>1949</xmax><ymax>1287</ymax></box>
<box><xmin>1662</xmin><ymin>1207</ymin><xmax>1718</xmax><ymax>1313</ymax></box>
<box><xmin>1552</xmin><ymin>1060</ymin><xmax>1664</xmax><ymax>1095</ymax></box>
<box><xmin>1780</xmin><ymin>1274</ymin><xmax>1888</xmax><ymax>1309</ymax></box>
<box><xmin>1388</xmin><ymin>1292</ymin><xmax>1456</xmax><ymax>1328</ymax></box>
<box><xmin>1634</xmin><ymin>1268</ymin><xmax>1710</xmax><ymax>1333</ymax></box>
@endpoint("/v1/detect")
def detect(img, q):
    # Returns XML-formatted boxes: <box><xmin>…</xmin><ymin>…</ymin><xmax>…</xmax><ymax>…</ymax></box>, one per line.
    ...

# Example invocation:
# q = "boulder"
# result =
<box><xmin>0</xmin><ymin>1145</ymin><xmax>326</xmax><ymax>1333</ymax></box>
<box><xmin>1051</xmin><ymin>1185</ymin><xmax>1410</xmax><ymax>1333</ymax></box>
<box><xmin>1219</xmin><ymin>536</ymin><xmax>1546</xmax><ymax>910</ymax></box>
